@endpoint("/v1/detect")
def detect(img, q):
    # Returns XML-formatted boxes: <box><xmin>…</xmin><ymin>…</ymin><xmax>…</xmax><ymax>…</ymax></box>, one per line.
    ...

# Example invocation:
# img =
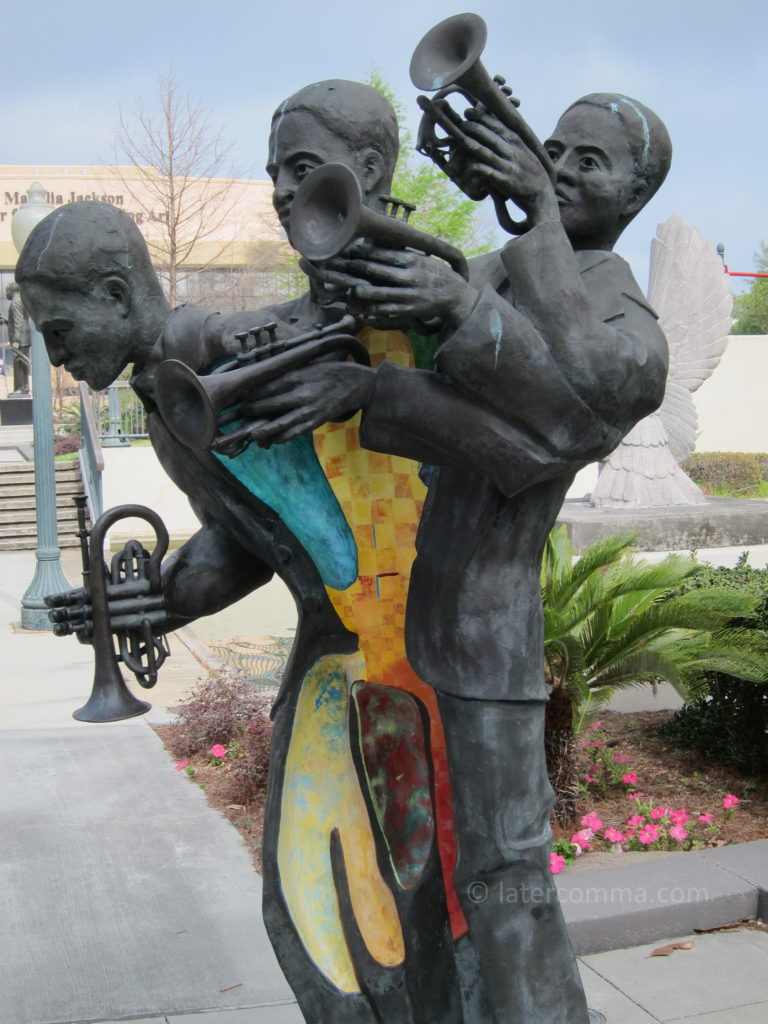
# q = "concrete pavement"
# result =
<box><xmin>1</xmin><ymin>541</ymin><xmax>767</xmax><ymax>1023</ymax></box>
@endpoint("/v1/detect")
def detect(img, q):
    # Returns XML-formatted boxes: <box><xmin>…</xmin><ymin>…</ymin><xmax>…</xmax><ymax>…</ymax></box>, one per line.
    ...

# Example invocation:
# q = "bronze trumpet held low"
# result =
<box><xmin>47</xmin><ymin>496</ymin><xmax>171</xmax><ymax>723</ymax></box>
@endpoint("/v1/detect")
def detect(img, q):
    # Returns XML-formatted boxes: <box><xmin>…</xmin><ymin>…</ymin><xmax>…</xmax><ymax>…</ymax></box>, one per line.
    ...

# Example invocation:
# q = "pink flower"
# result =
<box><xmin>622</xmin><ymin>771</ymin><xmax>638</xmax><ymax>785</ymax></box>
<box><xmin>669</xmin><ymin>809</ymin><xmax>688</xmax><ymax>825</ymax></box>
<box><xmin>698</xmin><ymin>813</ymin><xmax>714</xmax><ymax>824</ymax></box>
<box><xmin>638</xmin><ymin>823</ymin><xmax>661</xmax><ymax>846</ymax></box>
<box><xmin>592</xmin><ymin>740</ymin><xmax>606</xmax><ymax>748</ymax></box>
<box><xmin>581</xmin><ymin>812</ymin><xmax>603</xmax><ymax>831</ymax></box>
<box><xmin>603</xmin><ymin>827</ymin><xmax>625</xmax><ymax>843</ymax></box>
<box><xmin>209</xmin><ymin>744</ymin><xmax>227</xmax><ymax>758</ymax></box>
<box><xmin>627</xmin><ymin>791</ymin><xmax>645</xmax><ymax>800</ymax></box>
<box><xmin>589</xmin><ymin>721</ymin><xmax>604</xmax><ymax>731</ymax></box>
<box><xmin>550</xmin><ymin>852</ymin><xmax>565</xmax><ymax>875</ymax></box>
<box><xmin>571</xmin><ymin>828</ymin><xmax>593</xmax><ymax>853</ymax></box>
<box><xmin>650</xmin><ymin>806</ymin><xmax>668</xmax><ymax>820</ymax></box>
<box><xmin>583</xmin><ymin>774</ymin><xmax>598</xmax><ymax>784</ymax></box>
<box><xmin>627</xmin><ymin>814</ymin><xmax>646</xmax><ymax>828</ymax></box>
<box><xmin>174</xmin><ymin>759</ymin><xmax>189</xmax><ymax>771</ymax></box>
<box><xmin>669</xmin><ymin>824</ymin><xmax>688</xmax><ymax>842</ymax></box>
<box><xmin>612</xmin><ymin>752</ymin><xmax>633</xmax><ymax>764</ymax></box>
<box><xmin>723</xmin><ymin>794</ymin><xmax>740</xmax><ymax>809</ymax></box>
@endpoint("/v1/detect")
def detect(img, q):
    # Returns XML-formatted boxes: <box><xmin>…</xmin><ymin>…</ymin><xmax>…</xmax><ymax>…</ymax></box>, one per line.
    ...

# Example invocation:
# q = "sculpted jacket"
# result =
<box><xmin>357</xmin><ymin>220</ymin><xmax>668</xmax><ymax>702</ymax></box>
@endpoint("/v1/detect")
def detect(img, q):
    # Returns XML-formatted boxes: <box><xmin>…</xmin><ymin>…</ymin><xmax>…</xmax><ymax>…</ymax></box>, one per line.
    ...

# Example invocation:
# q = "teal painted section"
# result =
<box><xmin>214</xmin><ymin>431</ymin><xmax>357</xmax><ymax>590</ymax></box>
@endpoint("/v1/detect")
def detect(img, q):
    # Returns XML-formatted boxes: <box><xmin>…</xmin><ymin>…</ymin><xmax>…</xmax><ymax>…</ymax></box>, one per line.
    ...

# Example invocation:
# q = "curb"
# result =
<box><xmin>558</xmin><ymin>838</ymin><xmax>768</xmax><ymax>954</ymax></box>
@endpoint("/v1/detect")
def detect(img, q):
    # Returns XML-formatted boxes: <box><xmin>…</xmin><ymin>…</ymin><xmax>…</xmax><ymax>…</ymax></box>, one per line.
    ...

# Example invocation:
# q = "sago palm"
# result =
<box><xmin>541</xmin><ymin>527</ymin><xmax>768</xmax><ymax>823</ymax></box>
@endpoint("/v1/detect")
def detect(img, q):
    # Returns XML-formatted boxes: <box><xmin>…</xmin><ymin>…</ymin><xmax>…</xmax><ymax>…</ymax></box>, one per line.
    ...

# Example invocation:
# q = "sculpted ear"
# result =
<box><xmin>358</xmin><ymin>147</ymin><xmax>387</xmax><ymax>198</ymax></box>
<box><xmin>625</xmin><ymin>177</ymin><xmax>651</xmax><ymax>217</ymax></box>
<box><xmin>103</xmin><ymin>276</ymin><xmax>131</xmax><ymax>318</ymax></box>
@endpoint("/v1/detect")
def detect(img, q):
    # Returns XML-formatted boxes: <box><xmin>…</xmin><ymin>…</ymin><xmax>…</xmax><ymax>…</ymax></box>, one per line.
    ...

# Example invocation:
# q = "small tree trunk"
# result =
<box><xmin>545</xmin><ymin>684</ymin><xmax>580</xmax><ymax>827</ymax></box>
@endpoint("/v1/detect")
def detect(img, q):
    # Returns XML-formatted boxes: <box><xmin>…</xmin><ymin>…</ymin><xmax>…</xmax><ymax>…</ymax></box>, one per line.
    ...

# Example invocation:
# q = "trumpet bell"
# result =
<box><xmin>289</xmin><ymin>163</ymin><xmax>362</xmax><ymax>262</ymax></box>
<box><xmin>410</xmin><ymin>12</ymin><xmax>487</xmax><ymax>93</ymax></box>
<box><xmin>73</xmin><ymin>659</ymin><xmax>152</xmax><ymax>723</ymax></box>
<box><xmin>289</xmin><ymin>162</ymin><xmax>469</xmax><ymax>279</ymax></box>
<box><xmin>155</xmin><ymin>358</ymin><xmax>221</xmax><ymax>451</ymax></box>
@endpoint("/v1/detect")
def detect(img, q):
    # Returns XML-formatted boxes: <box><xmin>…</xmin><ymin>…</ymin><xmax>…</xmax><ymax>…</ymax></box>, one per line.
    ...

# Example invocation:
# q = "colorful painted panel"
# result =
<box><xmin>277</xmin><ymin>653</ymin><xmax>405</xmax><ymax>993</ymax></box>
<box><xmin>352</xmin><ymin>683</ymin><xmax>434</xmax><ymax>891</ymax></box>
<box><xmin>313</xmin><ymin>325</ymin><xmax>465</xmax><ymax>939</ymax></box>
<box><xmin>216</xmin><ymin>430</ymin><xmax>357</xmax><ymax>590</ymax></box>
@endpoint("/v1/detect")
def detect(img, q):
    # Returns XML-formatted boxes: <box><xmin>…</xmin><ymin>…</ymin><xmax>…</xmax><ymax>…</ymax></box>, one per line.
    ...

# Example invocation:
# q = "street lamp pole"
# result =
<box><xmin>12</xmin><ymin>183</ymin><xmax>70</xmax><ymax>629</ymax></box>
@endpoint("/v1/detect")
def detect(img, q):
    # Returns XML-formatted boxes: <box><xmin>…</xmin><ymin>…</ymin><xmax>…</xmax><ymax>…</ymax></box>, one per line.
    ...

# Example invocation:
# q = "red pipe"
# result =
<box><xmin>722</xmin><ymin>265</ymin><xmax>768</xmax><ymax>278</ymax></box>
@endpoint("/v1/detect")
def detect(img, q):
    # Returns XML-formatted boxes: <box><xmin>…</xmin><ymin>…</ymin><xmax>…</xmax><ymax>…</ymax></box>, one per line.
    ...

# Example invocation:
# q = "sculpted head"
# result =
<box><xmin>15</xmin><ymin>201</ymin><xmax>169</xmax><ymax>390</ymax></box>
<box><xmin>545</xmin><ymin>93</ymin><xmax>672</xmax><ymax>250</ymax></box>
<box><xmin>5</xmin><ymin>282</ymin><xmax>19</xmax><ymax>301</ymax></box>
<box><xmin>267</xmin><ymin>79</ymin><xmax>400</xmax><ymax>237</ymax></box>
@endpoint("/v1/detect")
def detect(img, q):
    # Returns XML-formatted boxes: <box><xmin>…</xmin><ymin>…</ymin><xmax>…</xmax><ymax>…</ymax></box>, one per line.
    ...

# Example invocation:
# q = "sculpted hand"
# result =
<box><xmin>235</xmin><ymin>360</ymin><xmax>375</xmax><ymax>446</ymax></box>
<box><xmin>306</xmin><ymin>245</ymin><xmax>478</xmax><ymax>331</ymax></box>
<box><xmin>455</xmin><ymin>109</ymin><xmax>559</xmax><ymax>227</ymax></box>
<box><xmin>46</xmin><ymin>587</ymin><xmax>92</xmax><ymax>643</ymax></box>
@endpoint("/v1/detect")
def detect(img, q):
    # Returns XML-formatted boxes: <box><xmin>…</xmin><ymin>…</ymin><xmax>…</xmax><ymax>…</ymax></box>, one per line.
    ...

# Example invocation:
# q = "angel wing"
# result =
<box><xmin>591</xmin><ymin>216</ymin><xmax>732</xmax><ymax>509</ymax></box>
<box><xmin>648</xmin><ymin>215</ymin><xmax>733</xmax><ymax>463</ymax></box>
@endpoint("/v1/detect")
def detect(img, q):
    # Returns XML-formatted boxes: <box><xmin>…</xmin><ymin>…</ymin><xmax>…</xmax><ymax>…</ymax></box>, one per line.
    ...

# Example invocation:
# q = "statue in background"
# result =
<box><xmin>591</xmin><ymin>214</ymin><xmax>732</xmax><ymax>508</ymax></box>
<box><xmin>3</xmin><ymin>282</ymin><xmax>31</xmax><ymax>396</ymax></box>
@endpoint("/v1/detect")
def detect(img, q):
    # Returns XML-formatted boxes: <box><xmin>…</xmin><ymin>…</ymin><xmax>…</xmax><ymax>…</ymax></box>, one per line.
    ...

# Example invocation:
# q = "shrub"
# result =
<box><xmin>681</xmin><ymin>452</ymin><xmax>766</xmax><ymax>495</ymax></box>
<box><xmin>659</xmin><ymin>555</ymin><xmax>768</xmax><ymax>775</ymax></box>
<box><xmin>658</xmin><ymin>678</ymin><xmax>768</xmax><ymax>776</ymax></box>
<box><xmin>168</xmin><ymin>670</ymin><xmax>273</xmax><ymax>805</ymax></box>
<box><xmin>54</xmin><ymin>433</ymin><xmax>82</xmax><ymax>456</ymax></box>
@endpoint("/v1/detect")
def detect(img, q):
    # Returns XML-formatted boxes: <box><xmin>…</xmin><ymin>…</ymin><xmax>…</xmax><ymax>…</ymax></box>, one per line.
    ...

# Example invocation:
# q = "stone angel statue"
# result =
<box><xmin>591</xmin><ymin>215</ymin><xmax>733</xmax><ymax>508</ymax></box>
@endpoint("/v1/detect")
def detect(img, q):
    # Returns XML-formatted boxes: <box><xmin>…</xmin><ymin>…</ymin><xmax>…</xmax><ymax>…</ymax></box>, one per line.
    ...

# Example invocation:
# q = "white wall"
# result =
<box><xmin>564</xmin><ymin>333</ymin><xmax>768</xmax><ymax>500</ymax></box>
<box><xmin>101</xmin><ymin>446</ymin><xmax>199</xmax><ymax>542</ymax></box>
<box><xmin>693</xmin><ymin>335</ymin><xmax>768</xmax><ymax>453</ymax></box>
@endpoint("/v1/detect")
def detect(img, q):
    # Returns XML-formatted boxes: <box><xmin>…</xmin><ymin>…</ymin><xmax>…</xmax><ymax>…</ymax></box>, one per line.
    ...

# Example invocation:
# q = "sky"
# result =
<box><xmin>4</xmin><ymin>0</ymin><xmax>765</xmax><ymax>292</ymax></box>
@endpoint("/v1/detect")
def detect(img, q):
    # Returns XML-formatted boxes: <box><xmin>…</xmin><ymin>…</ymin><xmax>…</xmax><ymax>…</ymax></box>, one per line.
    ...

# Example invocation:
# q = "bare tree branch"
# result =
<box><xmin>109</xmin><ymin>67</ymin><xmax>242</xmax><ymax>305</ymax></box>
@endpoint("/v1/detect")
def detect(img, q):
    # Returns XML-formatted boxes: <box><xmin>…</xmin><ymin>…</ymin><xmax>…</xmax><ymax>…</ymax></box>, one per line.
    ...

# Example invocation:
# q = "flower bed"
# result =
<box><xmin>550</xmin><ymin>711</ymin><xmax>768</xmax><ymax>873</ymax></box>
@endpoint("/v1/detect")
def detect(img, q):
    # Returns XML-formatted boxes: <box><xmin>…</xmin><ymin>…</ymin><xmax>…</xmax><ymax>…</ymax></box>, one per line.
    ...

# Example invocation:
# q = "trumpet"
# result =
<box><xmin>289</xmin><ymin>161</ymin><xmax>469</xmax><ymax>280</ymax></box>
<box><xmin>154</xmin><ymin>315</ymin><xmax>370</xmax><ymax>457</ymax></box>
<box><xmin>47</xmin><ymin>496</ymin><xmax>170</xmax><ymax>722</ymax></box>
<box><xmin>410</xmin><ymin>12</ymin><xmax>556</xmax><ymax>235</ymax></box>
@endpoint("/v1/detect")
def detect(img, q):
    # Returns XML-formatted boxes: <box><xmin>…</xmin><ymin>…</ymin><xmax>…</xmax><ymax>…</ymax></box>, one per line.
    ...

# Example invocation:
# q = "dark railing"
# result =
<box><xmin>91</xmin><ymin>382</ymin><xmax>148</xmax><ymax>440</ymax></box>
<box><xmin>78</xmin><ymin>382</ymin><xmax>104</xmax><ymax>520</ymax></box>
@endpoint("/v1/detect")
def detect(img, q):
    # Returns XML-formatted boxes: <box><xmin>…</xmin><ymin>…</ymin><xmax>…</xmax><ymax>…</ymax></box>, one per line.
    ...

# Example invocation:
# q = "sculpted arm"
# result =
<box><xmin>160</xmin><ymin>519</ymin><xmax>274</xmax><ymax>630</ymax></box>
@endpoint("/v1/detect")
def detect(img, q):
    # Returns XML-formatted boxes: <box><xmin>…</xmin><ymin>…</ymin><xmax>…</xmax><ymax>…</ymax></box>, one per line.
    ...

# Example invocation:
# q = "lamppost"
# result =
<box><xmin>12</xmin><ymin>182</ymin><xmax>70</xmax><ymax>629</ymax></box>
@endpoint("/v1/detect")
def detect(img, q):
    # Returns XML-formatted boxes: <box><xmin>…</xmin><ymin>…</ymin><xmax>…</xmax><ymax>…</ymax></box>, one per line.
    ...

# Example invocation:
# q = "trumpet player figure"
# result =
<box><xmin>16</xmin><ymin>80</ymin><xmax>474</xmax><ymax>1024</ymax></box>
<box><xmin>255</xmin><ymin>90</ymin><xmax>671</xmax><ymax>1024</ymax></box>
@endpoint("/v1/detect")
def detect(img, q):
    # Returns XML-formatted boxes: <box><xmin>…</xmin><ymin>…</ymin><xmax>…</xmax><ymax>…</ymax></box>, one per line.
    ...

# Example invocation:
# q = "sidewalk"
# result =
<box><xmin>1</xmin><ymin>545</ymin><xmax>767</xmax><ymax>1024</ymax></box>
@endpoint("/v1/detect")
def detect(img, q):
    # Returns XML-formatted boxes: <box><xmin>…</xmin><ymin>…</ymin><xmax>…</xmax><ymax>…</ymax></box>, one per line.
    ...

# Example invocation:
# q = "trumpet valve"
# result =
<box><xmin>378</xmin><ymin>195</ymin><xmax>416</xmax><ymax>223</ymax></box>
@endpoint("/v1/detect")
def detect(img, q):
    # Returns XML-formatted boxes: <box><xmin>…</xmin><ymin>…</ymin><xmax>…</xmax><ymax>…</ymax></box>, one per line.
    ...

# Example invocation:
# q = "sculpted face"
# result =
<box><xmin>21</xmin><ymin>278</ymin><xmax>137</xmax><ymax>391</ymax></box>
<box><xmin>266</xmin><ymin>110</ymin><xmax>380</xmax><ymax>238</ymax></box>
<box><xmin>545</xmin><ymin>104</ymin><xmax>645</xmax><ymax>250</ymax></box>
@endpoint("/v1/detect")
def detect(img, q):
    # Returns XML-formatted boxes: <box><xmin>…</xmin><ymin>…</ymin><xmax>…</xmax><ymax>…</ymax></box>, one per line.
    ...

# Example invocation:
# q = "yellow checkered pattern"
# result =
<box><xmin>314</xmin><ymin>327</ymin><xmax>425</xmax><ymax>682</ymax></box>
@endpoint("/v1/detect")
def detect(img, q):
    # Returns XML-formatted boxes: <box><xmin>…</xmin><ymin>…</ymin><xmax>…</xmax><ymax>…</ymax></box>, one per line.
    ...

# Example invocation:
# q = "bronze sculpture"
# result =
<box><xmin>17</xmin><ymin>15</ymin><xmax>672</xmax><ymax>1021</ymax></box>
<box><xmin>3</xmin><ymin>282</ymin><xmax>31</xmax><ymax>396</ymax></box>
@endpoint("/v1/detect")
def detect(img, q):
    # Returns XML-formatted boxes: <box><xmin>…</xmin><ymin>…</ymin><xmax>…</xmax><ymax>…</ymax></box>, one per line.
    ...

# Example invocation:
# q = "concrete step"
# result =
<box><xmin>0</xmin><ymin>535</ymin><xmax>80</xmax><ymax>551</ymax></box>
<box><xmin>0</xmin><ymin>485</ymin><xmax>82</xmax><ymax>501</ymax></box>
<box><xmin>0</xmin><ymin>508</ymin><xmax>79</xmax><ymax>525</ymax></box>
<box><xmin>0</xmin><ymin>457</ymin><xmax>86</xmax><ymax>550</ymax></box>
<box><xmin>0</xmin><ymin>463</ymin><xmax>81</xmax><ymax>481</ymax></box>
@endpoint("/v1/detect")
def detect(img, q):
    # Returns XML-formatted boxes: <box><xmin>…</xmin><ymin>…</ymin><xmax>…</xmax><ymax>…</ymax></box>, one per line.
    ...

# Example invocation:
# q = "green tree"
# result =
<box><xmin>731</xmin><ymin>242</ymin><xmax>768</xmax><ymax>334</ymax></box>
<box><xmin>541</xmin><ymin>528</ymin><xmax>768</xmax><ymax>822</ymax></box>
<box><xmin>366</xmin><ymin>69</ymin><xmax>495</xmax><ymax>258</ymax></box>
